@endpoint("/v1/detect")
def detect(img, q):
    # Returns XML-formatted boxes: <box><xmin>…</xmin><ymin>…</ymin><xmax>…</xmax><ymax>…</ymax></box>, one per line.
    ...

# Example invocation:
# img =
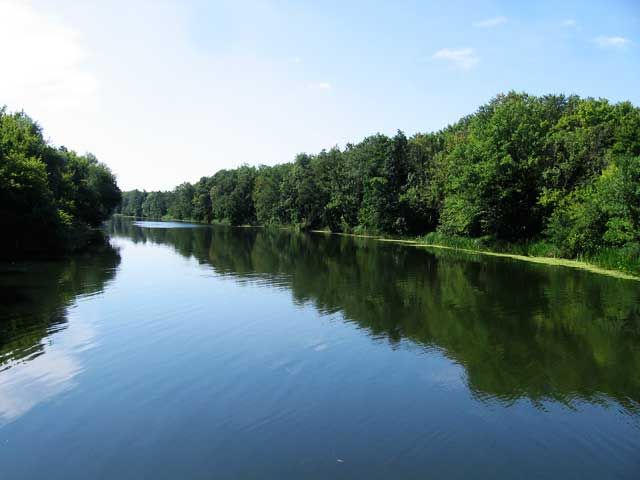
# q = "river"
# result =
<box><xmin>1</xmin><ymin>217</ymin><xmax>639</xmax><ymax>478</ymax></box>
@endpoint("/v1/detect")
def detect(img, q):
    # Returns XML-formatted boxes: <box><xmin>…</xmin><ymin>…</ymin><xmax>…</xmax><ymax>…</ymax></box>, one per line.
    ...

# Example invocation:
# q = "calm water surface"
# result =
<box><xmin>1</xmin><ymin>218</ymin><xmax>639</xmax><ymax>479</ymax></box>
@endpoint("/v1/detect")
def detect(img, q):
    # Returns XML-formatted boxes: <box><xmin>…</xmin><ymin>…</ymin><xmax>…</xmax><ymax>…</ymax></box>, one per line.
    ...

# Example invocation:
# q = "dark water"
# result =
<box><xmin>1</xmin><ymin>218</ymin><xmax>639</xmax><ymax>479</ymax></box>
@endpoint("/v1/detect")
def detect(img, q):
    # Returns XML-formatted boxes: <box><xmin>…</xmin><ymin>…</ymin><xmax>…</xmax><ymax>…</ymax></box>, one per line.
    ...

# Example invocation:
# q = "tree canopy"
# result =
<box><xmin>117</xmin><ymin>92</ymin><xmax>640</xmax><ymax>272</ymax></box>
<box><xmin>0</xmin><ymin>107</ymin><xmax>121</xmax><ymax>257</ymax></box>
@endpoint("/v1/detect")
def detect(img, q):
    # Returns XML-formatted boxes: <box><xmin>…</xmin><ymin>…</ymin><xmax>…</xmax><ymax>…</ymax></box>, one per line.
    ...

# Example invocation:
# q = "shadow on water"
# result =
<box><xmin>0</xmin><ymin>243</ymin><xmax>121</xmax><ymax>372</ymax></box>
<box><xmin>110</xmin><ymin>216</ymin><xmax>640</xmax><ymax>411</ymax></box>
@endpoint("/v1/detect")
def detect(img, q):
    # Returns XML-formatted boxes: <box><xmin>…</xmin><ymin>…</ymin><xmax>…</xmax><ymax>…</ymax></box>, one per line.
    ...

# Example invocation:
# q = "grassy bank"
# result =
<box><xmin>312</xmin><ymin>230</ymin><xmax>640</xmax><ymax>281</ymax></box>
<box><xmin>419</xmin><ymin>232</ymin><xmax>640</xmax><ymax>279</ymax></box>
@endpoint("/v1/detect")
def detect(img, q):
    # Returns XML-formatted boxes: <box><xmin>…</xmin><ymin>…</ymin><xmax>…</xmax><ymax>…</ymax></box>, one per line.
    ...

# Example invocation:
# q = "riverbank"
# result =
<box><xmin>312</xmin><ymin>230</ymin><xmax>640</xmax><ymax>281</ymax></box>
<box><xmin>113</xmin><ymin>215</ymin><xmax>639</xmax><ymax>281</ymax></box>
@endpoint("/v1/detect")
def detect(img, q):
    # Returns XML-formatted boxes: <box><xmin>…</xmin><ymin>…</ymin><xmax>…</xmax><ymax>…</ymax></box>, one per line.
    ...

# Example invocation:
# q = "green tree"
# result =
<box><xmin>0</xmin><ymin>107</ymin><xmax>121</xmax><ymax>257</ymax></box>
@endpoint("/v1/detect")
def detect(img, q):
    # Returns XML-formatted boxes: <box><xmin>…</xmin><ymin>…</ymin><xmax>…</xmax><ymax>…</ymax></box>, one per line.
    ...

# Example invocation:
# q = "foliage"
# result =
<box><xmin>117</xmin><ymin>92</ymin><xmax>640</xmax><ymax>273</ymax></box>
<box><xmin>0</xmin><ymin>107</ymin><xmax>121</xmax><ymax>257</ymax></box>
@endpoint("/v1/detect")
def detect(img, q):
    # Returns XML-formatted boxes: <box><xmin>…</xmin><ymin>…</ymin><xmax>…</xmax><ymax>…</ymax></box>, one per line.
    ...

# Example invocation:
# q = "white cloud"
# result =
<box><xmin>594</xmin><ymin>35</ymin><xmax>631</xmax><ymax>48</ymax></box>
<box><xmin>309</xmin><ymin>82</ymin><xmax>332</xmax><ymax>90</ymax></box>
<box><xmin>561</xmin><ymin>19</ymin><xmax>577</xmax><ymax>27</ymax></box>
<box><xmin>0</xmin><ymin>311</ymin><xmax>96</xmax><ymax>424</ymax></box>
<box><xmin>0</xmin><ymin>0</ymin><xmax>99</xmax><ymax>141</ymax></box>
<box><xmin>473</xmin><ymin>16</ymin><xmax>507</xmax><ymax>28</ymax></box>
<box><xmin>0</xmin><ymin>1</ymin><xmax>363</xmax><ymax>190</ymax></box>
<box><xmin>432</xmin><ymin>48</ymin><xmax>479</xmax><ymax>70</ymax></box>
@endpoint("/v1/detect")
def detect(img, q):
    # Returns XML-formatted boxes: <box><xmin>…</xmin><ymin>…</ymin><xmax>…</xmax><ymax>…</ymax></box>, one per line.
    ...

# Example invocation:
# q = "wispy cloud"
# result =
<box><xmin>432</xmin><ymin>48</ymin><xmax>479</xmax><ymax>70</ymax></box>
<box><xmin>561</xmin><ymin>19</ymin><xmax>577</xmax><ymax>28</ymax></box>
<box><xmin>594</xmin><ymin>35</ymin><xmax>631</xmax><ymax>48</ymax></box>
<box><xmin>0</xmin><ymin>0</ymin><xmax>99</xmax><ymax>128</ymax></box>
<box><xmin>473</xmin><ymin>16</ymin><xmax>507</xmax><ymax>28</ymax></box>
<box><xmin>309</xmin><ymin>82</ymin><xmax>332</xmax><ymax>90</ymax></box>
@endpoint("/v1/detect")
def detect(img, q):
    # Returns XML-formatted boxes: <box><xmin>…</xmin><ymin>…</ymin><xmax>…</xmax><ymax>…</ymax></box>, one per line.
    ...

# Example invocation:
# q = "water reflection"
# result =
<box><xmin>110</xmin><ymin>217</ymin><xmax>640</xmax><ymax>410</ymax></box>
<box><xmin>0</xmin><ymin>245</ymin><xmax>120</xmax><ymax>421</ymax></box>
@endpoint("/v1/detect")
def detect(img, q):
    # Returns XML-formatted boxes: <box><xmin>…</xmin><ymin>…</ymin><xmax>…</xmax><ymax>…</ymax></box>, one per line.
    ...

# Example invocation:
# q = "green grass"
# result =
<box><xmin>579</xmin><ymin>244</ymin><xmax>640</xmax><ymax>276</ymax></box>
<box><xmin>319</xmin><ymin>230</ymin><xmax>639</xmax><ymax>280</ymax></box>
<box><xmin>418</xmin><ymin>232</ymin><xmax>640</xmax><ymax>279</ymax></box>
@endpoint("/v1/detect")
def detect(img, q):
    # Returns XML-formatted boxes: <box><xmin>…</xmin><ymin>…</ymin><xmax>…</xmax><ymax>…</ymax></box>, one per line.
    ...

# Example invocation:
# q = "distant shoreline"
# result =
<box><xmin>112</xmin><ymin>215</ymin><xmax>639</xmax><ymax>281</ymax></box>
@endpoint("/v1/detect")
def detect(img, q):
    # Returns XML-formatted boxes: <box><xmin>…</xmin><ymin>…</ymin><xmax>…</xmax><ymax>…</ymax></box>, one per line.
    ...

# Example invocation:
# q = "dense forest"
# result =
<box><xmin>119</xmin><ymin>92</ymin><xmax>640</xmax><ymax>274</ymax></box>
<box><xmin>0</xmin><ymin>107</ymin><xmax>121</xmax><ymax>257</ymax></box>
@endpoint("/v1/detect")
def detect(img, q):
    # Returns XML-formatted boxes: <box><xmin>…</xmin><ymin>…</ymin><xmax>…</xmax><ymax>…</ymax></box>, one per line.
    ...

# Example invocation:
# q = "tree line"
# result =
<box><xmin>119</xmin><ymin>92</ymin><xmax>640</xmax><ymax>272</ymax></box>
<box><xmin>0</xmin><ymin>107</ymin><xmax>121</xmax><ymax>257</ymax></box>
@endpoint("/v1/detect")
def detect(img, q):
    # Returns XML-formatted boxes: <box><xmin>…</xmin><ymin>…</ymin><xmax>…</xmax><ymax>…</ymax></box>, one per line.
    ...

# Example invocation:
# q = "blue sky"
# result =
<box><xmin>1</xmin><ymin>0</ymin><xmax>638</xmax><ymax>190</ymax></box>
